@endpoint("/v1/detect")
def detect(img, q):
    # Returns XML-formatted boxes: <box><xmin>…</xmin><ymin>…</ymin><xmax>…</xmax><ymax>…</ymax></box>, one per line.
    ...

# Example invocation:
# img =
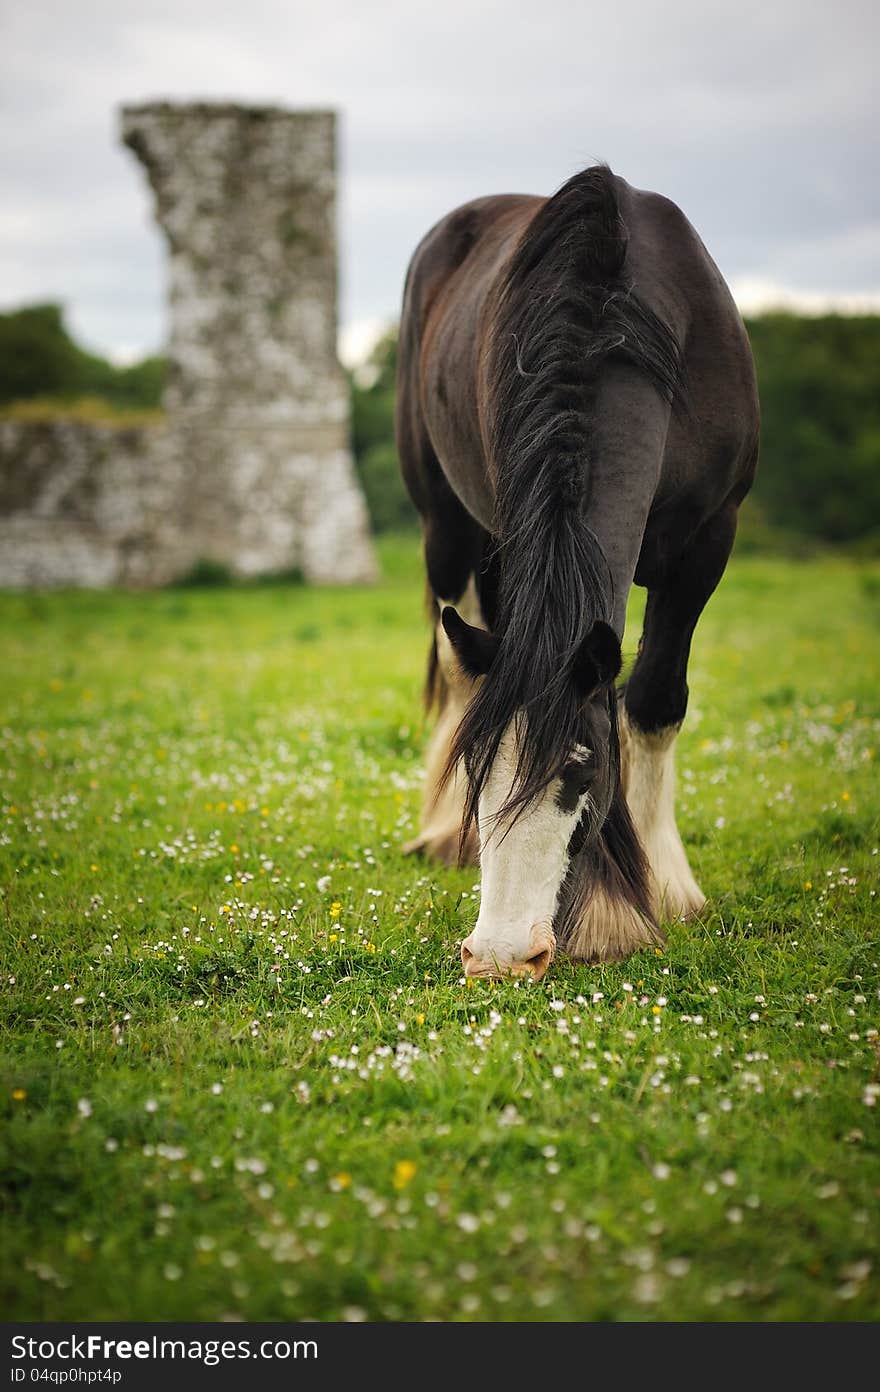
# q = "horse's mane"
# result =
<box><xmin>446</xmin><ymin>164</ymin><xmax>681</xmax><ymax>834</ymax></box>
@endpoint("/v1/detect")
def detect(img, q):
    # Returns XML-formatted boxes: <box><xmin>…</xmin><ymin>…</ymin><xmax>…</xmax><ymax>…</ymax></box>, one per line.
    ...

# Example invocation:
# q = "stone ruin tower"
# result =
<box><xmin>0</xmin><ymin>102</ymin><xmax>376</xmax><ymax>588</ymax></box>
<box><xmin>121</xmin><ymin>102</ymin><xmax>376</xmax><ymax>584</ymax></box>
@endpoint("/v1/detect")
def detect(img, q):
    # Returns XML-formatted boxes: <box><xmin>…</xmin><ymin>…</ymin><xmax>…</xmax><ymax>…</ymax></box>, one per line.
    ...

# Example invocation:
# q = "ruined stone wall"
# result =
<box><xmin>0</xmin><ymin>418</ymin><xmax>184</xmax><ymax>587</ymax></box>
<box><xmin>0</xmin><ymin>102</ymin><xmax>377</xmax><ymax>589</ymax></box>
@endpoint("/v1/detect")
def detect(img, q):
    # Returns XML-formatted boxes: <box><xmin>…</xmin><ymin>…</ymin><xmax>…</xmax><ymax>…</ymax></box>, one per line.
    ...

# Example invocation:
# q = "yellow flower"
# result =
<box><xmin>364</xmin><ymin>942</ymin><xmax>376</xmax><ymax>953</ymax></box>
<box><xmin>330</xmin><ymin>901</ymin><xmax>341</xmax><ymax>918</ymax></box>
<box><xmin>261</xmin><ymin>807</ymin><xmax>270</xmax><ymax>817</ymax></box>
<box><xmin>329</xmin><ymin>933</ymin><xmax>338</xmax><ymax>944</ymax></box>
<box><xmin>805</xmin><ymin>881</ymin><xmax>812</xmax><ymax>890</ymax></box>
<box><xmin>415</xmin><ymin>1013</ymin><xmax>425</xmax><ymax>1026</ymax></box>
<box><xmin>652</xmin><ymin>1005</ymin><xmax>662</xmax><ymax>1015</ymax></box>
<box><xmin>90</xmin><ymin>864</ymin><xmax>98</xmax><ymax>872</ymax></box>
<box><xmin>12</xmin><ymin>1088</ymin><xmax>26</xmax><ymax>1101</ymax></box>
<box><xmin>393</xmin><ymin>1160</ymin><xmax>417</xmax><ymax>1190</ymax></box>
<box><xmin>841</xmin><ymin>791</ymin><xmax>851</xmax><ymax>802</ymax></box>
<box><xmin>333</xmin><ymin>1172</ymin><xmax>352</xmax><ymax>1190</ymax></box>
<box><xmin>230</xmin><ymin>844</ymin><xmax>239</xmax><ymax>855</ymax></box>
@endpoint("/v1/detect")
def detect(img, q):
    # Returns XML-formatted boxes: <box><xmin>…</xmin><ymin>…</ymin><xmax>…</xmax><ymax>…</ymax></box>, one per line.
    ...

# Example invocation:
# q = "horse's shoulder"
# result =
<box><xmin>613</xmin><ymin>175</ymin><xmax>749</xmax><ymax>346</ymax></box>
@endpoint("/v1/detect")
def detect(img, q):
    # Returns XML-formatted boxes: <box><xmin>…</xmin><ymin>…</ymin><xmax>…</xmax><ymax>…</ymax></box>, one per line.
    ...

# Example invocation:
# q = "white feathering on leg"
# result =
<box><xmin>619</xmin><ymin>709</ymin><xmax>705</xmax><ymax>921</ymax></box>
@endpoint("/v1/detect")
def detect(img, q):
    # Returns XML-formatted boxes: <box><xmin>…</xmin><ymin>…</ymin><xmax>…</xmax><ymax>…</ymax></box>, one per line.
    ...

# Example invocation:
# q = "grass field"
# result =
<box><xmin>2</xmin><ymin>535</ymin><xmax>879</xmax><ymax>1322</ymax></box>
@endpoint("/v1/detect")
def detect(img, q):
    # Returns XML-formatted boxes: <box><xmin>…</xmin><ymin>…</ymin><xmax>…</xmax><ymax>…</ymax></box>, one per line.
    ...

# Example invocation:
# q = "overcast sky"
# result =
<box><xmin>2</xmin><ymin>0</ymin><xmax>878</xmax><ymax>364</ymax></box>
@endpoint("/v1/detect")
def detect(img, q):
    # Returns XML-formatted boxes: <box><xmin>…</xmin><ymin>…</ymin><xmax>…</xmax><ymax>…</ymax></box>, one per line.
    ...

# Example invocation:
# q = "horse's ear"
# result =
<box><xmin>441</xmin><ymin>606</ymin><xmax>499</xmax><ymax>678</ymax></box>
<box><xmin>573</xmin><ymin>620</ymin><xmax>622</xmax><ymax>692</ymax></box>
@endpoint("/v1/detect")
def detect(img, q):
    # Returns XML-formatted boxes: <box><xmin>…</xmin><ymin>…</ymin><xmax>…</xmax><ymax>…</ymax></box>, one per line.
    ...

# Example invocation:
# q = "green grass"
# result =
<box><xmin>0</xmin><ymin>396</ymin><xmax>164</xmax><ymax>426</ymax></box>
<box><xmin>1</xmin><ymin>534</ymin><xmax>878</xmax><ymax>1322</ymax></box>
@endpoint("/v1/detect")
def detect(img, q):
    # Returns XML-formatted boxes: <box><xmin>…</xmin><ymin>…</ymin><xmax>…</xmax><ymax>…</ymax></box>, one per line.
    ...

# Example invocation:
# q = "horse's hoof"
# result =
<box><xmin>656</xmin><ymin>889</ymin><xmax>707</xmax><ymax>923</ymax></box>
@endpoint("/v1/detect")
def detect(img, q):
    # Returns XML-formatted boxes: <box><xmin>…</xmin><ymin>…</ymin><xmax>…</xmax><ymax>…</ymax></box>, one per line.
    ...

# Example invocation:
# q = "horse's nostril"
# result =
<box><xmin>522</xmin><ymin>944</ymin><xmax>553</xmax><ymax>981</ymax></box>
<box><xmin>520</xmin><ymin>924</ymin><xmax>556</xmax><ymax>981</ymax></box>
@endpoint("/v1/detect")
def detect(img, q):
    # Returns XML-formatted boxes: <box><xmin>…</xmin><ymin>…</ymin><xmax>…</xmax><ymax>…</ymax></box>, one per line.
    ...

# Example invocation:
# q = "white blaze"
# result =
<box><xmin>464</xmin><ymin>729</ymin><xmax>591</xmax><ymax>970</ymax></box>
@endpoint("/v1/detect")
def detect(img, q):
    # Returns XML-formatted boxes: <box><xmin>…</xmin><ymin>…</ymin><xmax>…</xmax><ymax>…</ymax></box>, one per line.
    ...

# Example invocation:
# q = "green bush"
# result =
<box><xmin>349</xmin><ymin>326</ymin><xmax>417</xmax><ymax>534</ymax></box>
<box><xmin>169</xmin><ymin>558</ymin><xmax>305</xmax><ymax>588</ymax></box>
<box><xmin>732</xmin><ymin>497</ymin><xmax>823</xmax><ymax>560</ymax></box>
<box><xmin>0</xmin><ymin>303</ymin><xmax>165</xmax><ymax>411</ymax></box>
<box><xmin>744</xmin><ymin>313</ymin><xmax>880</xmax><ymax>544</ymax></box>
<box><xmin>357</xmin><ymin>442</ymin><xmax>417</xmax><ymax>533</ymax></box>
<box><xmin>0</xmin><ymin>304</ymin><xmax>82</xmax><ymax>405</ymax></box>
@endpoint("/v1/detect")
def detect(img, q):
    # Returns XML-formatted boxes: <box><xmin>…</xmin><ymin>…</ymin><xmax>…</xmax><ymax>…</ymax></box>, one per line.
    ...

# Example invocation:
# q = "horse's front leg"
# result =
<box><xmin>621</xmin><ymin>504</ymin><xmax>738</xmax><ymax>922</ymax></box>
<box><xmin>618</xmin><ymin>714</ymin><xmax>705</xmax><ymax>921</ymax></box>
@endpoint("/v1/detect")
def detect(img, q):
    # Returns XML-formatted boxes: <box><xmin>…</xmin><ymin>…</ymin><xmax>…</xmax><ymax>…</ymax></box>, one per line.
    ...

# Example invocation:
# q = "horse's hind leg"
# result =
<box><xmin>402</xmin><ymin>502</ymin><xmax>488</xmax><ymax>868</ymax></box>
<box><xmin>621</xmin><ymin>504</ymin><xmax>738</xmax><ymax>922</ymax></box>
<box><xmin>397</xmin><ymin>317</ymin><xmax>491</xmax><ymax>866</ymax></box>
<box><xmin>403</xmin><ymin>584</ymin><xmax>482</xmax><ymax>866</ymax></box>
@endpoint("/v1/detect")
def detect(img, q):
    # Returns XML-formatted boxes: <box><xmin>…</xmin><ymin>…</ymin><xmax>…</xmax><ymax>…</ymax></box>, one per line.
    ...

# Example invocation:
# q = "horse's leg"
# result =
<box><xmin>621</xmin><ymin>503</ymin><xmax>738</xmax><ymax>921</ymax></box>
<box><xmin>401</xmin><ymin>465</ymin><xmax>488</xmax><ymax>867</ymax></box>
<box><xmin>403</xmin><ymin>569</ymin><xmax>483</xmax><ymax>866</ymax></box>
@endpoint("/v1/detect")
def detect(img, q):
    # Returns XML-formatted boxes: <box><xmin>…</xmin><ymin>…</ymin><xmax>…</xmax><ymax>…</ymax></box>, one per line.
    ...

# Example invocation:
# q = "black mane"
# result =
<box><xmin>446</xmin><ymin>164</ymin><xmax>682</xmax><ymax>834</ymax></box>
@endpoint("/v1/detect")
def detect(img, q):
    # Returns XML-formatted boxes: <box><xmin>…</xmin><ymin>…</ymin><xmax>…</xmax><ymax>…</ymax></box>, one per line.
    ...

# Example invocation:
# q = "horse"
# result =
<box><xmin>395</xmin><ymin>164</ymin><xmax>759</xmax><ymax>982</ymax></box>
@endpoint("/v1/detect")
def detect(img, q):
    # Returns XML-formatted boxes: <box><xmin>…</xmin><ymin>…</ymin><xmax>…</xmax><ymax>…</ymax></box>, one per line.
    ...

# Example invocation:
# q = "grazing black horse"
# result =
<box><xmin>396</xmin><ymin>165</ymin><xmax>759</xmax><ymax>980</ymax></box>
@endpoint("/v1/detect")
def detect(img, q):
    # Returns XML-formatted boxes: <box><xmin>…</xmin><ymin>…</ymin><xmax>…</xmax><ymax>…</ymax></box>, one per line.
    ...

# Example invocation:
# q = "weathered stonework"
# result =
<box><xmin>0</xmin><ymin>419</ymin><xmax>180</xmax><ymax>587</ymax></box>
<box><xmin>0</xmin><ymin>102</ymin><xmax>376</xmax><ymax>588</ymax></box>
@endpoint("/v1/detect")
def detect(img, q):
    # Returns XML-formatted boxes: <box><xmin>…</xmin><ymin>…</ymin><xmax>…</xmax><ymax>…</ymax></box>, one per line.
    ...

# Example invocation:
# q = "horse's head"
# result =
<box><xmin>438</xmin><ymin>604</ymin><xmax>623</xmax><ymax>982</ymax></box>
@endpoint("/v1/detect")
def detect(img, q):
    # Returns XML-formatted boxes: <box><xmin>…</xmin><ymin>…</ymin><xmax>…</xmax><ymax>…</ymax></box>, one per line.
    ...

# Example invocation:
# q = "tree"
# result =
<box><xmin>0</xmin><ymin>302</ymin><xmax>165</xmax><ymax>411</ymax></box>
<box><xmin>744</xmin><ymin>313</ymin><xmax>880</xmax><ymax>544</ymax></box>
<box><xmin>0</xmin><ymin>304</ymin><xmax>82</xmax><ymax>404</ymax></box>
<box><xmin>349</xmin><ymin>327</ymin><xmax>416</xmax><ymax>533</ymax></box>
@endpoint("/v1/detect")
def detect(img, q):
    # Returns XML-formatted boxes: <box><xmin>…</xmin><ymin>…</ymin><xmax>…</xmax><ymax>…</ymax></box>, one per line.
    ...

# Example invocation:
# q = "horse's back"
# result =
<box><xmin>397</xmin><ymin>193</ymin><xmax>540</xmax><ymax>529</ymax></box>
<box><xmin>400</xmin><ymin>195</ymin><xmax>533</xmax><ymax>326</ymax></box>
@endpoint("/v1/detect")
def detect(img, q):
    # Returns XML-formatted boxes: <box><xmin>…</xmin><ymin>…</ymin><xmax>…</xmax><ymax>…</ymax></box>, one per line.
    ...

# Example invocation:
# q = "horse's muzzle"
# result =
<box><xmin>459</xmin><ymin>923</ymin><xmax>556</xmax><ymax>983</ymax></box>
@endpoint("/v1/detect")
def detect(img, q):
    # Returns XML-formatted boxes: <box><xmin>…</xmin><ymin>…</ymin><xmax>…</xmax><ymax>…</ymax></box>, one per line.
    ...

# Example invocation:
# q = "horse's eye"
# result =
<box><xmin>556</xmin><ymin>756</ymin><xmax>594</xmax><ymax>812</ymax></box>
